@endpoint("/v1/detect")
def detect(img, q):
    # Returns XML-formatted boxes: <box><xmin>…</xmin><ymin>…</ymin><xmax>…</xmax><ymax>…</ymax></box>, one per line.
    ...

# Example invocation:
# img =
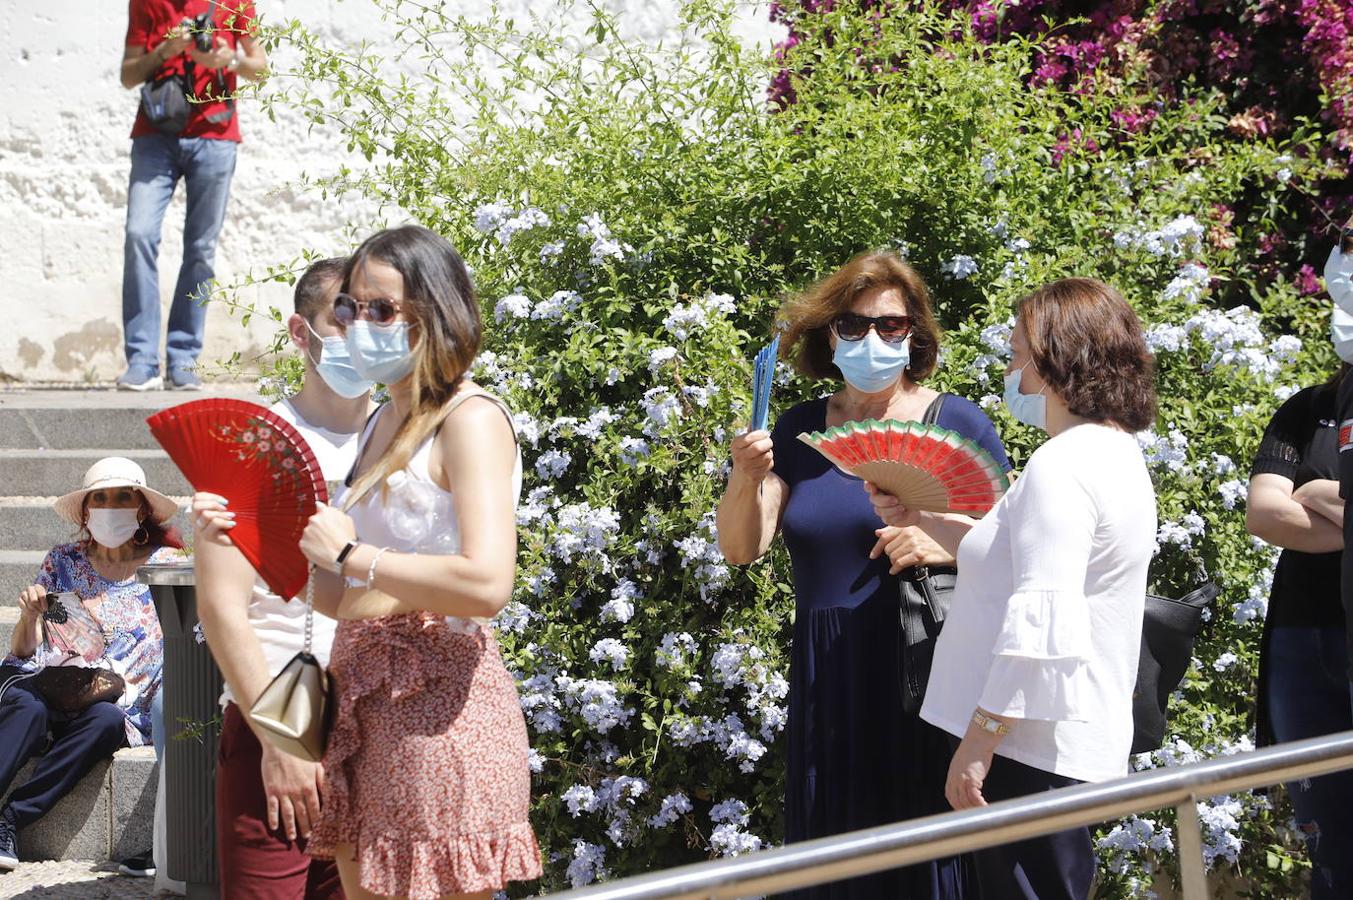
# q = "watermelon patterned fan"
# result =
<box><xmin>146</xmin><ymin>399</ymin><xmax>327</xmax><ymax>600</ymax></box>
<box><xmin>798</xmin><ymin>419</ymin><xmax>1010</xmax><ymax>515</ymax></box>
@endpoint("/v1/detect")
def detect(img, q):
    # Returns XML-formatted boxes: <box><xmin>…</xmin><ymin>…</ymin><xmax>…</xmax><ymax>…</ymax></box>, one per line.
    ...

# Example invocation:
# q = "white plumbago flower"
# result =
<box><xmin>495</xmin><ymin>206</ymin><xmax>550</xmax><ymax>247</ymax></box>
<box><xmin>978</xmin><ymin>393</ymin><xmax>1001</xmax><ymax>409</ymax></box>
<box><xmin>1137</xmin><ymin>428</ymin><xmax>1190</xmax><ymax>472</ymax></box>
<box><xmin>1270</xmin><ymin>335</ymin><xmax>1302</xmax><ymax>364</ymax></box>
<box><xmin>562</xmin><ymin>784</ymin><xmax>601</xmax><ymax>817</ymax></box>
<box><xmin>566</xmin><ymin>840</ymin><xmax>607</xmax><ymax>888</ymax></box>
<box><xmin>1182</xmin><ymin>512</ymin><xmax>1206</xmax><ymax>536</ymax></box>
<box><xmin>648</xmin><ymin>346</ymin><xmax>679</xmax><ymax>373</ymax></box>
<box><xmin>709</xmin><ymin>823</ymin><xmax>764</xmax><ymax>857</ymax></box>
<box><xmin>605</xmin><ymin>366</ymin><xmax>623</xmax><ymax>386</ymax></box>
<box><xmin>474</xmin><ymin>200</ymin><xmax>511</xmax><ymax>234</ymax></box>
<box><xmin>1233</xmin><ymin>580</ymin><xmax>1271</xmax><ymax>624</ymax></box>
<box><xmin>1143</xmin><ymin>323</ymin><xmax>1189</xmax><ymax>353</ymax></box>
<box><xmin>1183</xmin><ymin>306</ymin><xmax>1287</xmax><ymax>379</ymax></box>
<box><xmin>518</xmin><ymin>670</ymin><xmax>563</xmax><ymax>733</ymax></box>
<box><xmin>599</xmin><ymin>775</ymin><xmax>649</xmax><ymax>808</ymax></box>
<box><xmin>710</xmin><ymin>798</ymin><xmax>751</xmax><ymax>826</ymax></box>
<box><xmin>495</xmin><ymin>600</ymin><xmax>537</xmax><ymax>634</ymax></box>
<box><xmin>535</xmin><ymin>449</ymin><xmax>572</xmax><ymax>480</ymax></box>
<box><xmin>980</xmin><ymin>153</ymin><xmax>1000</xmax><ymax>184</ymax></box>
<box><xmin>674</xmin><ymin>512</ymin><xmax>730</xmax><ymax>599</ymax></box>
<box><xmin>527</xmin><ymin>748</ymin><xmax>545</xmax><ymax>773</ymax></box>
<box><xmin>539</xmin><ymin>240</ymin><xmax>565</xmax><ymax>264</ymax></box>
<box><xmin>1212</xmin><ymin>453</ymin><xmax>1236</xmax><ymax>475</ymax></box>
<box><xmin>667</xmin><ymin>714</ymin><xmax>709</xmax><ymax>747</ymax></box>
<box><xmin>525</xmin><ymin>567</ymin><xmax>556</xmax><ymax>597</ymax></box>
<box><xmin>532</xmin><ymin>290</ymin><xmax>583</xmax><ymax>321</ymax></box>
<box><xmin>709</xmin><ymin>713</ymin><xmax>768</xmax><ymax>772</ymax></box>
<box><xmin>510</xmin><ymin>412</ymin><xmax>541</xmax><ymax>447</ymax></box>
<box><xmin>1196</xmin><ymin>796</ymin><xmax>1245</xmax><ymax>865</ymax></box>
<box><xmin>517</xmin><ymin>486</ymin><xmax>555</xmax><ymax>525</ymax></box>
<box><xmin>1212</xmin><ymin>651</ymin><xmax>1240</xmax><ymax>672</ymax></box>
<box><xmin>683</xmin><ymin>384</ymin><xmax>713</xmax><ymax>407</ymax></box>
<box><xmin>941</xmin><ymin>254</ymin><xmax>979</xmax><ymax>280</ymax></box>
<box><xmin>642</xmin><ymin>387</ymin><xmax>682</xmax><ymax>435</ymax></box>
<box><xmin>648</xmin><ymin>792</ymin><xmax>693</xmax><ymax>828</ymax></box>
<box><xmin>1274</xmin><ymin>384</ymin><xmax>1299</xmax><ymax>400</ymax></box>
<box><xmin>656</xmin><ymin>632</ymin><xmax>698</xmax><ymax>669</ymax></box>
<box><xmin>1116</xmin><ymin>215</ymin><xmax>1205</xmax><ymax>258</ymax></box>
<box><xmin>577</xmin><ymin>407</ymin><xmax>618</xmax><ymax>440</ymax></box>
<box><xmin>1156</xmin><ymin>521</ymin><xmax>1194</xmax><ymax>550</ymax></box>
<box><xmin>605</xmin><ymin>811</ymin><xmax>632</xmax><ymax>847</ymax></box>
<box><xmin>589</xmin><ymin>637</ymin><xmax>630</xmax><ymax>671</ymax></box>
<box><xmin>663</xmin><ymin>293</ymin><xmax>737</xmax><ymax>340</ymax></box>
<box><xmin>759</xmin><ymin>703</ymin><xmax>789</xmax><ymax>740</ymax></box>
<box><xmin>557</xmin><ymin>675</ymin><xmax>635</xmax><ymax>734</ymax></box>
<box><xmin>1161</xmin><ymin>263</ymin><xmax>1210</xmax><ymax>303</ymax></box>
<box><xmin>1276</xmin><ymin>167</ymin><xmax>1293</xmax><ymax>183</ymax></box>
<box><xmin>550</xmin><ymin>503</ymin><xmax>622</xmax><ymax>565</ymax></box>
<box><xmin>618</xmin><ymin>436</ymin><xmax>650</xmax><ymax>466</ymax></box>
<box><xmin>601</xmin><ymin>579</ymin><xmax>641</xmax><ymax>624</ymax></box>
<box><xmin>1096</xmin><ymin>816</ymin><xmax>1174</xmax><ymax>874</ymax></box>
<box><xmin>1219</xmin><ymin>479</ymin><xmax>1247</xmax><ymax>510</ymax></box>
<box><xmin>1005</xmin><ymin>236</ymin><xmax>1031</xmax><ymax>253</ymax></box>
<box><xmin>494</xmin><ymin>291</ymin><xmax>533</xmax><ymax>322</ymax></box>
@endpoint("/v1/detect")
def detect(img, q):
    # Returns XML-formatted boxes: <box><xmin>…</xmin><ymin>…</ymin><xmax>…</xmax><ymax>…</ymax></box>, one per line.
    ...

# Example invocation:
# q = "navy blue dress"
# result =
<box><xmin>772</xmin><ymin>395</ymin><xmax>1010</xmax><ymax>900</ymax></box>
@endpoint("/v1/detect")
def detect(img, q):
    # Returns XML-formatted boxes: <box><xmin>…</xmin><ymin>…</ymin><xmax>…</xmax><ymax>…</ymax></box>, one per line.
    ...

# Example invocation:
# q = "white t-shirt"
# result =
<box><xmin>920</xmin><ymin>424</ymin><xmax>1157</xmax><ymax>783</ymax></box>
<box><xmin>219</xmin><ymin>399</ymin><xmax>362</xmax><ymax>708</ymax></box>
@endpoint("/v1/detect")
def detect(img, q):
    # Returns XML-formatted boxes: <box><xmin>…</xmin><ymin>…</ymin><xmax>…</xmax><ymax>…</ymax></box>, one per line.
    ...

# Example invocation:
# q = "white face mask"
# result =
<box><xmin>1332</xmin><ymin>307</ymin><xmax>1353</xmax><ymax>364</ymax></box>
<box><xmin>86</xmin><ymin>508</ymin><xmax>142</xmax><ymax>548</ymax></box>
<box><xmin>1326</xmin><ymin>247</ymin><xmax>1353</xmax><ymax>316</ymax></box>
<box><xmin>1002</xmin><ymin>363</ymin><xmax>1048</xmax><ymax>431</ymax></box>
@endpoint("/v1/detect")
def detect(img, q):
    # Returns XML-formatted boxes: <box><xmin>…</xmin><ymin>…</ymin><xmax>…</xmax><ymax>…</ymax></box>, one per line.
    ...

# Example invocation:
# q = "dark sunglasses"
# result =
<box><xmin>333</xmin><ymin>292</ymin><xmax>407</xmax><ymax>327</ymax></box>
<box><xmin>830</xmin><ymin>313</ymin><xmax>913</xmax><ymax>344</ymax></box>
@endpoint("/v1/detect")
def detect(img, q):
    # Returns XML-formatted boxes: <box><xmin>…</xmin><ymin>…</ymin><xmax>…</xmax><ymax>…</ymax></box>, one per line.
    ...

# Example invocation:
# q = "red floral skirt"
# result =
<box><xmin>307</xmin><ymin>613</ymin><xmax>542</xmax><ymax>898</ymax></box>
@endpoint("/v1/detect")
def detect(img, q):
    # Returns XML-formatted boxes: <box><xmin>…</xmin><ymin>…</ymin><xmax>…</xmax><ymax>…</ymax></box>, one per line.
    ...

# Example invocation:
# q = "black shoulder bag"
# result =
<box><xmin>1131</xmin><ymin>582</ymin><xmax>1217</xmax><ymax>754</ymax></box>
<box><xmin>139</xmin><ymin>0</ymin><xmax>235</xmax><ymax>135</ymax></box>
<box><xmin>897</xmin><ymin>393</ymin><xmax>956</xmax><ymax>714</ymax></box>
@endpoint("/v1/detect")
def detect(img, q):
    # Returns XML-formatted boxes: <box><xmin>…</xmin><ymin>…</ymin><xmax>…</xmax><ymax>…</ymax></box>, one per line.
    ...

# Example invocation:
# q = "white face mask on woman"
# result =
<box><xmin>1326</xmin><ymin>247</ymin><xmax>1353</xmax><ymax>316</ymax></box>
<box><xmin>86</xmin><ymin>508</ymin><xmax>142</xmax><ymax>548</ymax></box>
<box><xmin>1003</xmin><ymin>363</ymin><xmax>1048</xmax><ymax>431</ymax></box>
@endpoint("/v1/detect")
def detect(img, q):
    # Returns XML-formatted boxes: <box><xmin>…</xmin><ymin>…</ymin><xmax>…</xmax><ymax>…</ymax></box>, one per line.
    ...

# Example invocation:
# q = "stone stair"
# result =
<box><xmin>0</xmin><ymin>386</ymin><xmax>253</xmax><ymax>864</ymax></box>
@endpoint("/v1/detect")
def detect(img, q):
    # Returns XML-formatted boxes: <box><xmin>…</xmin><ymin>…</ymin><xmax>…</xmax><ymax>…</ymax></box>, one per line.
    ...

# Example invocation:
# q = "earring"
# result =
<box><xmin>133</xmin><ymin>526</ymin><xmax>150</xmax><ymax>546</ymax></box>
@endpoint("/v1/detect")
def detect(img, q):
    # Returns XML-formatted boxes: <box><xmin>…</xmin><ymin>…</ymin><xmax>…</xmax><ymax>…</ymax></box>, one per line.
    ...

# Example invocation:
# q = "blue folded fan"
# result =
<box><xmin>751</xmin><ymin>334</ymin><xmax>780</xmax><ymax>432</ymax></box>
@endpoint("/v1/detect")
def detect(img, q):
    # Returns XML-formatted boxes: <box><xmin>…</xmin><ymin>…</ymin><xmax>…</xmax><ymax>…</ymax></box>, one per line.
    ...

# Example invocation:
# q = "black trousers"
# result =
<box><xmin>972</xmin><ymin>753</ymin><xmax>1093</xmax><ymax>900</ymax></box>
<box><xmin>0</xmin><ymin>666</ymin><xmax>128</xmax><ymax>827</ymax></box>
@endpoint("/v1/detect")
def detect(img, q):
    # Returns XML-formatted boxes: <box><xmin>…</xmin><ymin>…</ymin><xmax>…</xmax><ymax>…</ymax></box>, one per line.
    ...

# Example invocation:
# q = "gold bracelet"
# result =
<box><xmin>366</xmin><ymin>547</ymin><xmax>392</xmax><ymax>591</ymax></box>
<box><xmin>972</xmin><ymin>709</ymin><xmax>1011</xmax><ymax>736</ymax></box>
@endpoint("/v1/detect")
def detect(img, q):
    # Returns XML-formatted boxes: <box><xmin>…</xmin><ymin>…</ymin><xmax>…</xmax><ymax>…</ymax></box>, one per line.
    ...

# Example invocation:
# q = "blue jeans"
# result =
<box><xmin>122</xmin><ymin>134</ymin><xmax>238</xmax><ymax>376</ymax></box>
<box><xmin>1267</xmin><ymin>626</ymin><xmax>1353</xmax><ymax>899</ymax></box>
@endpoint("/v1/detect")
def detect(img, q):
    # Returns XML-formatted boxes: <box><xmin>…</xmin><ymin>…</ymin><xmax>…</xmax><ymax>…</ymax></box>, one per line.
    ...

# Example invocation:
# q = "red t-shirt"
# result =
<box><xmin>126</xmin><ymin>0</ymin><xmax>257</xmax><ymax>142</ymax></box>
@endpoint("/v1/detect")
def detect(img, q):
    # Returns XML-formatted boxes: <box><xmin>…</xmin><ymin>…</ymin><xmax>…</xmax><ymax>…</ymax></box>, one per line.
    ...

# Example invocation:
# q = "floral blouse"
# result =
<box><xmin>3</xmin><ymin>542</ymin><xmax>175</xmax><ymax>747</ymax></box>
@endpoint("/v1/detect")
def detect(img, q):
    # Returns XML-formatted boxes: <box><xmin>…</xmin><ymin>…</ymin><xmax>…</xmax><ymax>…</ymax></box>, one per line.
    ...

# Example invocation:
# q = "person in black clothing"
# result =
<box><xmin>1251</xmin><ymin>361</ymin><xmax>1352</xmax><ymax>899</ymax></box>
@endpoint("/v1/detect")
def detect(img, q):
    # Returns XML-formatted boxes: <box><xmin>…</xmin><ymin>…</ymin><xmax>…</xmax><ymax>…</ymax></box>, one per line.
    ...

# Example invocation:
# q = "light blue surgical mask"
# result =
<box><xmin>1332</xmin><ymin>307</ymin><xmax>1353</xmax><ymax>365</ymax></box>
<box><xmin>346</xmin><ymin>320</ymin><xmax>416</xmax><ymax>384</ymax></box>
<box><xmin>1326</xmin><ymin>247</ymin><xmax>1353</xmax><ymax>316</ymax></box>
<box><xmin>832</xmin><ymin>331</ymin><xmax>911</xmax><ymax>394</ymax></box>
<box><xmin>1003</xmin><ymin>364</ymin><xmax>1047</xmax><ymax>430</ymax></box>
<box><xmin>306</xmin><ymin>321</ymin><xmax>374</xmax><ymax>399</ymax></box>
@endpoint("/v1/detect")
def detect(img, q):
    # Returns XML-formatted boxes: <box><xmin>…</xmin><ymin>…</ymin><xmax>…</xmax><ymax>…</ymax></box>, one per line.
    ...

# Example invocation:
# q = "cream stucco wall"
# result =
<box><xmin>0</xmin><ymin>1</ymin><xmax>777</xmax><ymax>383</ymax></box>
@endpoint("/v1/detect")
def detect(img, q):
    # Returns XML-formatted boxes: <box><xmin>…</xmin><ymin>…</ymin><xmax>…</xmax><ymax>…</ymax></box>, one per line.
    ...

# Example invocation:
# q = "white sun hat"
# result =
<box><xmin>53</xmin><ymin>457</ymin><xmax>180</xmax><ymax>526</ymax></box>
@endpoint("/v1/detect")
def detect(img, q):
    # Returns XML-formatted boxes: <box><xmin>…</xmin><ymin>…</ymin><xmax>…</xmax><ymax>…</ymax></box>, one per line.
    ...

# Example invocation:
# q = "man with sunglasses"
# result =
<box><xmin>191</xmin><ymin>258</ymin><xmax>369</xmax><ymax>899</ymax></box>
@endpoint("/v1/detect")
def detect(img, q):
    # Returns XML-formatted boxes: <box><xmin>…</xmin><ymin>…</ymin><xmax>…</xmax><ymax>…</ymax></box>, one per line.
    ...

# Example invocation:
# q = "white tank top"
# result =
<box><xmin>338</xmin><ymin>391</ymin><xmax>522</xmax><ymax>626</ymax></box>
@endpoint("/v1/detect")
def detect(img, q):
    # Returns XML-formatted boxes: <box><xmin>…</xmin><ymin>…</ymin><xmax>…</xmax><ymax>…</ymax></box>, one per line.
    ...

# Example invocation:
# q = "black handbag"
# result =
<box><xmin>1131</xmin><ymin>582</ymin><xmax>1218</xmax><ymax>754</ymax></box>
<box><xmin>897</xmin><ymin>394</ymin><xmax>955</xmax><ymax>714</ymax></box>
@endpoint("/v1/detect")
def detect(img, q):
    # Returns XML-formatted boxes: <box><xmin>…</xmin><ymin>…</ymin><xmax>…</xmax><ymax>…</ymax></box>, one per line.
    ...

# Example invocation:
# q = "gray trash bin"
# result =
<box><xmin>139</xmin><ymin>563</ymin><xmax>221</xmax><ymax>900</ymax></box>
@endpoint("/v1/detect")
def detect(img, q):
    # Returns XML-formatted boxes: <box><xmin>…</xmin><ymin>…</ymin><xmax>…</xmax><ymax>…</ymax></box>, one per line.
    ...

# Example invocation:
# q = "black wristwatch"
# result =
<box><xmin>334</xmin><ymin>540</ymin><xmax>361</xmax><ymax>575</ymax></box>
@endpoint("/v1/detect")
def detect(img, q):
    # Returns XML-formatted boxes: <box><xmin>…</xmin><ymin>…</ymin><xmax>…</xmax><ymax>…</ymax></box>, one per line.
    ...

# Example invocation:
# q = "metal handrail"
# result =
<box><xmin>545</xmin><ymin>730</ymin><xmax>1353</xmax><ymax>900</ymax></box>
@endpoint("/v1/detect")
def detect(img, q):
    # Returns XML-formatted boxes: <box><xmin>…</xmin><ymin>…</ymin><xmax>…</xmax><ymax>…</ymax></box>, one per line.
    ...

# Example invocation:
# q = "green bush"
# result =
<box><xmin>238</xmin><ymin>1</ymin><xmax>1343</xmax><ymax>894</ymax></box>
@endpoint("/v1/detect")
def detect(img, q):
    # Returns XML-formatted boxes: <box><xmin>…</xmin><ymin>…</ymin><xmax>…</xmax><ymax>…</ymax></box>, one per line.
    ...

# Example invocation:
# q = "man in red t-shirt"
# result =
<box><xmin>117</xmin><ymin>0</ymin><xmax>266</xmax><ymax>391</ymax></box>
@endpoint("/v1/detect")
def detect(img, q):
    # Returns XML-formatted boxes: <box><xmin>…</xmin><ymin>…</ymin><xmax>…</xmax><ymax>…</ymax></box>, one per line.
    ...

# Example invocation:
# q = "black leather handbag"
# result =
<box><xmin>1131</xmin><ymin>582</ymin><xmax>1218</xmax><ymax>754</ymax></box>
<box><xmin>896</xmin><ymin>394</ymin><xmax>955</xmax><ymax>714</ymax></box>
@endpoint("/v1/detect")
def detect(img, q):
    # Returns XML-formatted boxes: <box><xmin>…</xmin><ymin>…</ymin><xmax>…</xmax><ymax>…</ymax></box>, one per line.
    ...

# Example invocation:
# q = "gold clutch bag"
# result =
<box><xmin>250</xmin><ymin>569</ymin><xmax>330</xmax><ymax>762</ymax></box>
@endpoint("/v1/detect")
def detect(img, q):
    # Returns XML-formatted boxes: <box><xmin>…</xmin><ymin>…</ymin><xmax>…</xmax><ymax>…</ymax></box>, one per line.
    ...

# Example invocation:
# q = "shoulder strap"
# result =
<box><xmin>921</xmin><ymin>392</ymin><xmax>948</xmax><ymax>426</ymax></box>
<box><xmin>431</xmin><ymin>389</ymin><xmax>519</xmax><ymax>447</ymax></box>
<box><xmin>341</xmin><ymin>406</ymin><xmax>386</xmax><ymax>490</ymax></box>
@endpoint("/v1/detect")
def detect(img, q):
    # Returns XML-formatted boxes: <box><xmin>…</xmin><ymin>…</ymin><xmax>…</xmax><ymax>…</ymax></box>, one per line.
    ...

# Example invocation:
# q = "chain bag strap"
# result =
<box><xmin>248</xmin><ymin>566</ymin><xmax>331</xmax><ymax>761</ymax></box>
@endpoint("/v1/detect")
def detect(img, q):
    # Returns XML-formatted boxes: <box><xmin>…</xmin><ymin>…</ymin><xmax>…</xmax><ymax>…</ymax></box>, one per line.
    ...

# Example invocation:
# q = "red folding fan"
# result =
<box><xmin>798</xmin><ymin>419</ymin><xmax>1010</xmax><ymax>516</ymax></box>
<box><xmin>147</xmin><ymin>399</ymin><xmax>327</xmax><ymax>600</ymax></box>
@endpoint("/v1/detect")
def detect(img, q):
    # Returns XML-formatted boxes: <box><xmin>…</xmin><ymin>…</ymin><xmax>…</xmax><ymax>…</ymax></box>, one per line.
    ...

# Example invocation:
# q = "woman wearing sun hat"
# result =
<box><xmin>0</xmin><ymin>456</ymin><xmax>182</xmax><ymax>872</ymax></box>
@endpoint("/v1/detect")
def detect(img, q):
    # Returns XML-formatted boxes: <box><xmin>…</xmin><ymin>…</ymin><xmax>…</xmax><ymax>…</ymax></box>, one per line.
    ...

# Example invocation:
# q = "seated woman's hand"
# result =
<box><xmin>17</xmin><ymin>584</ymin><xmax>47</xmax><ymax>619</ymax></box>
<box><xmin>729</xmin><ymin>429</ymin><xmax>774</xmax><ymax>484</ymax></box>
<box><xmin>870</xmin><ymin>526</ymin><xmax>953</xmax><ymax>574</ymax></box>
<box><xmin>864</xmin><ymin>482</ymin><xmax>920</xmax><ymax>527</ymax></box>
<box><xmin>192</xmin><ymin>492</ymin><xmax>236</xmax><ymax>546</ymax></box>
<box><xmin>299</xmin><ymin>503</ymin><xmax>357</xmax><ymax>574</ymax></box>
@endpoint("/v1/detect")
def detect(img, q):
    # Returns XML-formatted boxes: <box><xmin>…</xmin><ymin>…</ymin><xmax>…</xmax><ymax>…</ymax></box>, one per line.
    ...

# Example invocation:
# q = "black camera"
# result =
<box><xmin>182</xmin><ymin>12</ymin><xmax>214</xmax><ymax>52</ymax></box>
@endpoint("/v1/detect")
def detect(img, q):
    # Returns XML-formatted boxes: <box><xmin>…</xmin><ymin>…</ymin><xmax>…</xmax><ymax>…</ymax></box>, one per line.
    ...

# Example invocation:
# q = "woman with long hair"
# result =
<box><xmin>291</xmin><ymin>225</ymin><xmax>542</xmax><ymax>899</ymax></box>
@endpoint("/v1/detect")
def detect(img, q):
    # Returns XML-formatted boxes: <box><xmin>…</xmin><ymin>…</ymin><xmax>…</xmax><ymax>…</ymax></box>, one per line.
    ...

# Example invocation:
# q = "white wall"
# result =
<box><xmin>0</xmin><ymin>1</ymin><xmax>777</xmax><ymax>383</ymax></box>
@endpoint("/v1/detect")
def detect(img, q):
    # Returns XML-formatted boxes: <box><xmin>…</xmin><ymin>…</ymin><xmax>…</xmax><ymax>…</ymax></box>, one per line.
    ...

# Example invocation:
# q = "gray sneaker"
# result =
<box><xmin>169</xmin><ymin>368</ymin><xmax>202</xmax><ymax>391</ymax></box>
<box><xmin>0</xmin><ymin>806</ymin><xmax>18</xmax><ymax>871</ymax></box>
<box><xmin>116</xmin><ymin>369</ymin><xmax>164</xmax><ymax>392</ymax></box>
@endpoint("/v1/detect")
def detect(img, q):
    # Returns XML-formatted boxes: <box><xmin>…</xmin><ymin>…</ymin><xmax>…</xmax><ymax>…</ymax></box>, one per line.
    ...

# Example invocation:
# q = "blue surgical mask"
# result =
<box><xmin>1326</xmin><ymin>247</ymin><xmax>1353</xmax><ymax>316</ymax></box>
<box><xmin>832</xmin><ymin>331</ymin><xmax>911</xmax><ymax>393</ymax></box>
<box><xmin>346</xmin><ymin>320</ymin><xmax>416</xmax><ymax>384</ymax></box>
<box><xmin>1333</xmin><ymin>307</ymin><xmax>1353</xmax><ymax>365</ymax></box>
<box><xmin>1003</xmin><ymin>364</ymin><xmax>1047</xmax><ymax>430</ymax></box>
<box><xmin>306</xmin><ymin>321</ymin><xmax>373</xmax><ymax>399</ymax></box>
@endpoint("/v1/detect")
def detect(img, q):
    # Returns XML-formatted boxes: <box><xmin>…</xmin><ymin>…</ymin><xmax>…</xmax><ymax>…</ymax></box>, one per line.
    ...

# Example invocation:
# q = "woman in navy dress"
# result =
<box><xmin>717</xmin><ymin>252</ymin><xmax>1009</xmax><ymax>899</ymax></box>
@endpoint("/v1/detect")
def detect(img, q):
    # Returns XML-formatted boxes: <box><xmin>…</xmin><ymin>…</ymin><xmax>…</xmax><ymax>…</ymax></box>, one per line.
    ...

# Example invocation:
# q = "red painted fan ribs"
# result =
<box><xmin>798</xmin><ymin>419</ymin><xmax>1009</xmax><ymax>516</ymax></box>
<box><xmin>146</xmin><ymin>399</ymin><xmax>327</xmax><ymax>600</ymax></box>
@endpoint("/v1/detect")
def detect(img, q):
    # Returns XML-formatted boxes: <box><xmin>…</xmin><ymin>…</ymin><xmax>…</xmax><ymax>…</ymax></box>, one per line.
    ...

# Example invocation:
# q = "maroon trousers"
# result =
<box><xmin>217</xmin><ymin>703</ymin><xmax>345</xmax><ymax>899</ymax></box>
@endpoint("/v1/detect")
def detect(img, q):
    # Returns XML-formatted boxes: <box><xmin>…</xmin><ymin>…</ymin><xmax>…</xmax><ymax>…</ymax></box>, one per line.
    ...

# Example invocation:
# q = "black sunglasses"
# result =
<box><xmin>830</xmin><ymin>313</ymin><xmax>913</xmax><ymax>344</ymax></box>
<box><xmin>333</xmin><ymin>292</ymin><xmax>407</xmax><ymax>327</ymax></box>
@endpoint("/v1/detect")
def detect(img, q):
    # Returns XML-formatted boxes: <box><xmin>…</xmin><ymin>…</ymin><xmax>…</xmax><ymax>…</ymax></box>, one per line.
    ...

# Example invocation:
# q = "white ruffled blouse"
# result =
<box><xmin>920</xmin><ymin>423</ymin><xmax>1157</xmax><ymax>783</ymax></box>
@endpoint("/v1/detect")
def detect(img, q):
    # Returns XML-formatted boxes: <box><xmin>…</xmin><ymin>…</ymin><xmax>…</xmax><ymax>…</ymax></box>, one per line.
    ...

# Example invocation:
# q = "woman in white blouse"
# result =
<box><xmin>870</xmin><ymin>277</ymin><xmax>1158</xmax><ymax>899</ymax></box>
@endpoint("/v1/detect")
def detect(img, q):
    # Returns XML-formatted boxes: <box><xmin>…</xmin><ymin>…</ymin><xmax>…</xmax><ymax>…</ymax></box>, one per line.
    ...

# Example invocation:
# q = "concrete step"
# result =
<box><xmin>0</xmin><ymin>551</ymin><xmax>46</xmax><ymax>606</ymax></box>
<box><xmin>0</xmin><ymin>605</ymin><xmax>18</xmax><ymax>651</ymax></box>
<box><xmin>0</xmin><ymin>386</ymin><xmax>259</xmax><ymax>451</ymax></box>
<box><xmin>2</xmin><ymin>747</ymin><xmax>157</xmax><ymax>864</ymax></box>
<box><xmin>0</xmin><ymin>449</ymin><xmax>191</xmax><ymax>498</ymax></box>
